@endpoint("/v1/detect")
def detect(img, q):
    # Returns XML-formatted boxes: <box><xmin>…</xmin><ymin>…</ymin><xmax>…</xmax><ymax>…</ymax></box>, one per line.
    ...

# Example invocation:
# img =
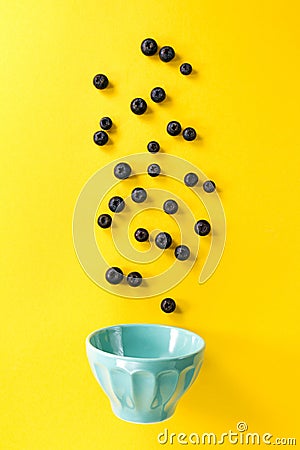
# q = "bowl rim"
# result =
<box><xmin>86</xmin><ymin>323</ymin><xmax>205</xmax><ymax>362</ymax></box>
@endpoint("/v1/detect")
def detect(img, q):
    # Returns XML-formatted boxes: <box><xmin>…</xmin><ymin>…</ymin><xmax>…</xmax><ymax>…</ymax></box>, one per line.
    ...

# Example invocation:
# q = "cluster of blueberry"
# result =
<box><xmin>93</xmin><ymin>38</ymin><xmax>196</xmax><ymax>147</ymax></box>
<box><xmin>109</xmin><ymin>161</ymin><xmax>216</xmax><ymax>190</ymax></box>
<box><xmin>140</xmin><ymin>38</ymin><xmax>192</xmax><ymax>74</ymax></box>
<box><xmin>98</xmin><ymin>162</ymin><xmax>213</xmax><ymax>231</ymax></box>
<box><xmin>130</xmin><ymin>95</ymin><xmax>196</xmax><ymax>141</ymax></box>
<box><xmin>92</xmin><ymin>39</ymin><xmax>215</xmax><ymax>313</ymax></box>
<box><xmin>105</xmin><ymin>267</ymin><xmax>142</xmax><ymax>287</ymax></box>
<box><xmin>93</xmin><ymin>116</ymin><xmax>113</xmax><ymax>147</ymax></box>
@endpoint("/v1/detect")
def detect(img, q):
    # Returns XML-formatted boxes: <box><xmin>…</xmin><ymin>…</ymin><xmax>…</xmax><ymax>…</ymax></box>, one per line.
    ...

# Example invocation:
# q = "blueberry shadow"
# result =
<box><xmin>168</xmin><ymin>134</ymin><xmax>183</xmax><ymax>142</ymax></box>
<box><xmin>106</xmin><ymin>82</ymin><xmax>114</xmax><ymax>90</ymax></box>
<box><xmin>106</xmin><ymin>138</ymin><xmax>114</xmax><ymax>146</ymax></box>
<box><xmin>158</xmin><ymin>53</ymin><xmax>181</xmax><ymax>68</ymax></box>
<box><xmin>189</xmin><ymin>69</ymin><xmax>198</xmax><ymax>77</ymax></box>
<box><xmin>171</xmin><ymin>53</ymin><xmax>181</xmax><ymax>64</ymax></box>
<box><xmin>98</xmin><ymin>83</ymin><xmax>114</xmax><ymax>97</ymax></box>
<box><xmin>174</xmin><ymin>305</ymin><xmax>183</xmax><ymax>314</ymax></box>
<box><xmin>188</xmin><ymin>253</ymin><xmax>197</xmax><ymax>261</ymax></box>
<box><xmin>182</xmin><ymin>133</ymin><xmax>202</xmax><ymax>144</ymax></box>
<box><xmin>194</xmin><ymin>134</ymin><xmax>203</xmax><ymax>144</ymax></box>
<box><xmin>144</xmin><ymin>106</ymin><xmax>153</xmax><ymax>115</ymax></box>
<box><xmin>162</xmin><ymin>95</ymin><xmax>172</xmax><ymax>105</ymax></box>
<box><xmin>180</xmin><ymin>69</ymin><xmax>198</xmax><ymax>79</ymax></box>
<box><xmin>108</xmin><ymin>123</ymin><xmax>117</xmax><ymax>134</ymax></box>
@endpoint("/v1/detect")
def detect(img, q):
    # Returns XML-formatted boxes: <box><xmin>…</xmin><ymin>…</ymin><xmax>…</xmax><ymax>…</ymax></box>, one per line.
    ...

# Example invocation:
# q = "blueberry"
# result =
<box><xmin>159</xmin><ymin>46</ymin><xmax>175</xmax><ymax>62</ymax></box>
<box><xmin>97</xmin><ymin>213</ymin><xmax>112</xmax><ymax>228</ymax></box>
<box><xmin>141</xmin><ymin>38</ymin><xmax>158</xmax><ymax>56</ymax></box>
<box><xmin>155</xmin><ymin>232</ymin><xmax>172</xmax><ymax>249</ymax></box>
<box><xmin>147</xmin><ymin>163</ymin><xmax>161</xmax><ymax>177</ymax></box>
<box><xmin>163</xmin><ymin>199</ymin><xmax>178</xmax><ymax>214</ymax></box>
<box><xmin>93</xmin><ymin>74</ymin><xmax>109</xmax><ymax>90</ymax></box>
<box><xmin>131</xmin><ymin>187</ymin><xmax>147</xmax><ymax>203</ymax></box>
<box><xmin>127</xmin><ymin>271</ymin><xmax>143</xmax><ymax>287</ymax></box>
<box><xmin>134</xmin><ymin>228</ymin><xmax>149</xmax><ymax>242</ymax></box>
<box><xmin>167</xmin><ymin>121</ymin><xmax>182</xmax><ymax>136</ymax></box>
<box><xmin>183</xmin><ymin>127</ymin><xmax>197</xmax><ymax>141</ymax></box>
<box><xmin>130</xmin><ymin>98</ymin><xmax>147</xmax><ymax>115</ymax></box>
<box><xmin>147</xmin><ymin>141</ymin><xmax>160</xmax><ymax>153</ymax></box>
<box><xmin>100</xmin><ymin>116</ymin><xmax>112</xmax><ymax>130</ymax></box>
<box><xmin>194</xmin><ymin>219</ymin><xmax>211</xmax><ymax>236</ymax></box>
<box><xmin>105</xmin><ymin>267</ymin><xmax>123</xmax><ymax>285</ymax></box>
<box><xmin>108</xmin><ymin>196</ymin><xmax>125</xmax><ymax>213</ymax></box>
<box><xmin>180</xmin><ymin>63</ymin><xmax>192</xmax><ymax>75</ymax></box>
<box><xmin>150</xmin><ymin>87</ymin><xmax>166</xmax><ymax>103</ymax></box>
<box><xmin>174</xmin><ymin>245</ymin><xmax>190</xmax><ymax>261</ymax></box>
<box><xmin>114</xmin><ymin>162</ymin><xmax>131</xmax><ymax>180</ymax></box>
<box><xmin>161</xmin><ymin>298</ymin><xmax>176</xmax><ymax>313</ymax></box>
<box><xmin>93</xmin><ymin>130</ymin><xmax>108</xmax><ymax>146</ymax></box>
<box><xmin>184</xmin><ymin>172</ymin><xmax>199</xmax><ymax>187</ymax></box>
<box><xmin>203</xmin><ymin>180</ymin><xmax>216</xmax><ymax>193</ymax></box>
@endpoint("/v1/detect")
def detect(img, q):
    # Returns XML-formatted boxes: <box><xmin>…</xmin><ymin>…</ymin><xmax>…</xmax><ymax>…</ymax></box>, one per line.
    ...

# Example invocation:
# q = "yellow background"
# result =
<box><xmin>0</xmin><ymin>1</ymin><xmax>299</xmax><ymax>449</ymax></box>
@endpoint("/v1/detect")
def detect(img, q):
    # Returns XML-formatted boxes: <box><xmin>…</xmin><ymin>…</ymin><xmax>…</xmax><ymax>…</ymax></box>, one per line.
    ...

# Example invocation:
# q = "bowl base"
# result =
<box><xmin>111</xmin><ymin>405</ymin><xmax>175</xmax><ymax>424</ymax></box>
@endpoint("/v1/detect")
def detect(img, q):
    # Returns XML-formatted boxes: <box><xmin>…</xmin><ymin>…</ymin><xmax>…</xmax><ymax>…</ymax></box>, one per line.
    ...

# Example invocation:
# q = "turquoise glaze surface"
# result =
<box><xmin>86</xmin><ymin>324</ymin><xmax>205</xmax><ymax>423</ymax></box>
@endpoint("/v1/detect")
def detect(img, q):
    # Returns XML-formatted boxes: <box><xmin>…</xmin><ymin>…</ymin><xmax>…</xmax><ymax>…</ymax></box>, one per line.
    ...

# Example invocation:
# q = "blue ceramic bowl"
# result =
<box><xmin>86</xmin><ymin>324</ymin><xmax>205</xmax><ymax>423</ymax></box>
